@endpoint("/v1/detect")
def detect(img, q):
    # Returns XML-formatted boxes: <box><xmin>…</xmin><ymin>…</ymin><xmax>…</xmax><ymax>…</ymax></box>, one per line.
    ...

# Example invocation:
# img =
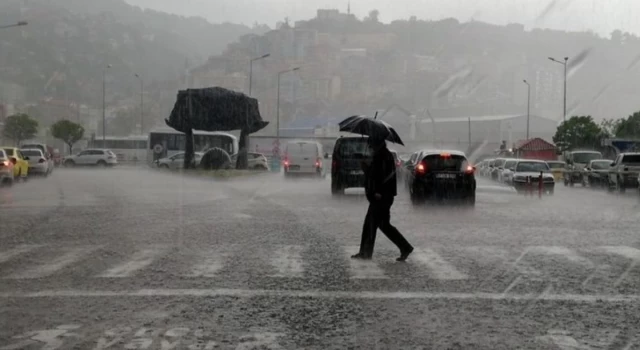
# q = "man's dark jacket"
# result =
<box><xmin>364</xmin><ymin>146</ymin><xmax>397</xmax><ymax>202</ymax></box>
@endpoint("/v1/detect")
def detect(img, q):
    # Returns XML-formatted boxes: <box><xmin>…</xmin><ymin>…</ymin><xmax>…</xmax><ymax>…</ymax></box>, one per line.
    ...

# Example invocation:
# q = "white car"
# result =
<box><xmin>0</xmin><ymin>149</ymin><xmax>15</xmax><ymax>186</ymax></box>
<box><xmin>499</xmin><ymin>159</ymin><xmax>518</xmax><ymax>184</ymax></box>
<box><xmin>510</xmin><ymin>160</ymin><xmax>555</xmax><ymax>195</ymax></box>
<box><xmin>283</xmin><ymin>140</ymin><xmax>326</xmax><ymax>177</ymax></box>
<box><xmin>20</xmin><ymin>148</ymin><xmax>51</xmax><ymax>176</ymax></box>
<box><xmin>63</xmin><ymin>149</ymin><xmax>118</xmax><ymax>167</ymax></box>
<box><xmin>156</xmin><ymin>152</ymin><xmax>204</xmax><ymax>169</ymax></box>
<box><xmin>230</xmin><ymin>152</ymin><xmax>269</xmax><ymax>170</ymax></box>
<box><xmin>21</xmin><ymin>143</ymin><xmax>54</xmax><ymax>174</ymax></box>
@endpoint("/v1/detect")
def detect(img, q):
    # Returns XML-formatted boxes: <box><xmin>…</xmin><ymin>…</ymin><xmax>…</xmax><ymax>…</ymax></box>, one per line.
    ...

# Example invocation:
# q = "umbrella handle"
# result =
<box><xmin>374</xmin><ymin>111</ymin><xmax>378</xmax><ymax>120</ymax></box>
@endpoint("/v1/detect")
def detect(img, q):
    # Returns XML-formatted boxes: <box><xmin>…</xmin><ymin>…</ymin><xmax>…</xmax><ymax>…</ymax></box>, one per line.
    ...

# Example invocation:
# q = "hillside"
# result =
<box><xmin>0</xmin><ymin>0</ymin><xmax>266</xmax><ymax>106</ymax></box>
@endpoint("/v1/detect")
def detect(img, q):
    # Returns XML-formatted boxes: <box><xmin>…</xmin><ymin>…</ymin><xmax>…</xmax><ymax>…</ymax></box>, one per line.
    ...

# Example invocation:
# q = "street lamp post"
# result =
<box><xmin>523</xmin><ymin>80</ymin><xmax>530</xmax><ymax>139</ymax></box>
<box><xmin>548</xmin><ymin>56</ymin><xmax>569</xmax><ymax>122</ymax></box>
<box><xmin>135</xmin><ymin>73</ymin><xmax>143</xmax><ymax>135</ymax></box>
<box><xmin>276</xmin><ymin>67</ymin><xmax>300</xmax><ymax>149</ymax></box>
<box><xmin>0</xmin><ymin>21</ymin><xmax>28</xmax><ymax>29</ymax></box>
<box><xmin>249</xmin><ymin>53</ymin><xmax>270</xmax><ymax>97</ymax></box>
<box><xmin>102</xmin><ymin>64</ymin><xmax>112</xmax><ymax>144</ymax></box>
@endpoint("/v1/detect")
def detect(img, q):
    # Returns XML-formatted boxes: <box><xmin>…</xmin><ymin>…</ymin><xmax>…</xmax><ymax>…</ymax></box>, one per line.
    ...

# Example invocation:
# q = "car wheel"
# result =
<box><xmin>97</xmin><ymin>160</ymin><xmax>108</xmax><ymax>167</ymax></box>
<box><xmin>466</xmin><ymin>193</ymin><xmax>476</xmax><ymax>206</ymax></box>
<box><xmin>409</xmin><ymin>186</ymin><xmax>424</xmax><ymax>205</ymax></box>
<box><xmin>618</xmin><ymin>177</ymin><xmax>626</xmax><ymax>193</ymax></box>
<box><xmin>64</xmin><ymin>160</ymin><xmax>75</xmax><ymax>168</ymax></box>
<box><xmin>331</xmin><ymin>178</ymin><xmax>344</xmax><ymax>195</ymax></box>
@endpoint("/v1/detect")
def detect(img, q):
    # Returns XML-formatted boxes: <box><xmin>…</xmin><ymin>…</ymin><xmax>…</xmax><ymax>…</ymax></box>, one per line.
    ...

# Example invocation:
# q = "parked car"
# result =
<box><xmin>0</xmin><ymin>149</ymin><xmax>15</xmax><ymax>186</ymax></box>
<box><xmin>331</xmin><ymin>136</ymin><xmax>370</xmax><ymax>195</ymax></box>
<box><xmin>156</xmin><ymin>152</ymin><xmax>204</xmax><ymax>169</ymax></box>
<box><xmin>405</xmin><ymin>150</ymin><xmax>476</xmax><ymax>206</ymax></box>
<box><xmin>606</xmin><ymin>152</ymin><xmax>640</xmax><ymax>193</ymax></box>
<box><xmin>491</xmin><ymin>158</ymin><xmax>508</xmax><ymax>181</ymax></box>
<box><xmin>63</xmin><ymin>149</ymin><xmax>118</xmax><ymax>167</ymax></box>
<box><xmin>583</xmin><ymin>159</ymin><xmax>612</xmax><ymax>189</ymax></box>
<box><xmin>510</xmin><ymin>160</ymin><xmax>555</xmax><ymax>195</ymax></box>
<box><xmin>231</xmin><ymin>152</ymin><xmax>269</xmax><ymax>170</ymax></box>
<box><xmin>546</xmin><ymin>160</ymin><xmax>565</xmax><ymax>182</ymax></box>
<box><xmin>20</xmin><ymin>149</ymin><xmax>51</xmax><ymax>176</ymax></box>
<box><xmin>500</xmin><ymin>159</ymin><xmax>519</xmax><ymax>184</ymax></box>
<box><xmin>563</xmin><ymin>150</ymin><xmax>602</xmax><ymax>186</ymax></box>
<box><xmin>2</xmin><ymin>147</ymin><xmax>29</xmax><ymax>180</ymax></box>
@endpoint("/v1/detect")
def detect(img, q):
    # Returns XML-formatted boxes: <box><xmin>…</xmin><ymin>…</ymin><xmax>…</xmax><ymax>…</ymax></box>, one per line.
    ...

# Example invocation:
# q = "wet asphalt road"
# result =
<box><xmin>1</xmin><ymin>168</ymin><xmax>640</xmax><ymax>349</ymax></box>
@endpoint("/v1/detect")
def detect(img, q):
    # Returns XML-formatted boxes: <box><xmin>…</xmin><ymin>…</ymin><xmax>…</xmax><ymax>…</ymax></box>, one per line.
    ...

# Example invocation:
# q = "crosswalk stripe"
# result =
<box><xmin>5</xmin><ymin>247</ymin><xmax>94</xmax><ymax>279</ymax></box>
<box><xmin>270</xmin><ymin>245</ymin><xmax>305</xmax><ymax>278</ymax></box>
<box><xmin>601</xmin><ymin>246</ymin><xmax>640</xmax><ymax>260</ymax></box>
<box><xmin>464</xmin><ymin>246</ymin><xmax>543</xmax><ymax>277</ymax></box>
<box><xmin>412</xmin><ymin>249</ymin><xmax>468</xmax><ymax>280</ymax></box>
<box><xmin>0</xmin><ymin>245</ymin><xmax>41</xmax><ymax>264</ymax></box>
<box><xmin>189</xmin><ymin>250</ymin><xmax>230</xmax><ymax>277</ymax></box>
<box><xmin>527</xmin><ymin>246</ymin><xmax>594</xmax><ymax>267</ymax></box>
<box><xmin>345</xmin><ymin>246</ymin><xmax>388</xmax><ymax>279</ymax></box>
<box><xmin>98</xmin><ymin>248</ymin><xmax>165</xmax><ymax>278</ymax></box>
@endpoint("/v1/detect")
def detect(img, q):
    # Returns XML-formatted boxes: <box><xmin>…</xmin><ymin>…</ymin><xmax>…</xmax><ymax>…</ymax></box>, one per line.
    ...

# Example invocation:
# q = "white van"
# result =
<box><xmin>283</xmin><ymin>140</ymin><xmax>326</xmax><ymax>177</ymax></box>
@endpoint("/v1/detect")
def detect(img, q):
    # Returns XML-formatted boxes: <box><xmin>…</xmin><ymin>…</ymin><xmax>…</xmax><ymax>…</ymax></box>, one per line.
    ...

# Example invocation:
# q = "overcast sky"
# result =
<box><xmin>124</xmin><ymin>0</ymin><xmax>639</xmax><ymax>37</ymax></box>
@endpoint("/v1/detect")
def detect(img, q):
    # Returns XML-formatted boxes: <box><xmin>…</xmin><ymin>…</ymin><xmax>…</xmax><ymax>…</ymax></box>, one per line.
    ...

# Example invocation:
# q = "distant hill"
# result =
<box><xmin>0</xmin><ymin>0</ymin><xmax>266</xmax><ymax>105</ymax></box>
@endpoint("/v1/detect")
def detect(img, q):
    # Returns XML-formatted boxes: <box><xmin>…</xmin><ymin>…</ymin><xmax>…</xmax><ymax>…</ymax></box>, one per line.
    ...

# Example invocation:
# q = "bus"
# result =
<box><xmin>90</xmin><ymin>135</ymin><xmax>148</xmax><ymax>163</ymax></box>
<box><xmin>148</xmin><ymin>128</ymin><xmax>239</xmax><ymax>165</ymax></box>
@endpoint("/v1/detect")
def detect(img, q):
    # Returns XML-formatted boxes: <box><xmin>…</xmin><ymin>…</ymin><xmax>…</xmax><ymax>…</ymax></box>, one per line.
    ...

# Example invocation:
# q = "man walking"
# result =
<box><xmin>351</xmin><ymin>137</ymin><xmax>414</xmax><ymax>261</ymax></box>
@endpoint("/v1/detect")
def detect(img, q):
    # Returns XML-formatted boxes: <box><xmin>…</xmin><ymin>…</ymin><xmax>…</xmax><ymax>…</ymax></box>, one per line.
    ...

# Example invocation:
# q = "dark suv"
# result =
<box><xmin>331</xmin><ymin>136</ymin><xmax>371</xmax><ymax>195</ymax></box>
<box><xmin>405</xmin><ymin>150</ymin><xmax>476</xmax><ymax>206</ymax></box>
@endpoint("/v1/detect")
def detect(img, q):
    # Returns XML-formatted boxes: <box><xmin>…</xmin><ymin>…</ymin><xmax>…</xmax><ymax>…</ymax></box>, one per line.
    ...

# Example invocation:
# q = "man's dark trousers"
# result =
<box><xmin>359</xmin><ymin>198</ymin><xmax>413</xmax><ymax>257</ymax></box>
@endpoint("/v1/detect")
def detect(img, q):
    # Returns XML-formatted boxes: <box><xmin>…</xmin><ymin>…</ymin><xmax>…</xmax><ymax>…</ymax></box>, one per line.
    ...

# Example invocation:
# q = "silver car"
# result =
<box><xmin>0</xmin><ymin>149</ymin><xmax>15</xmax><ymax>186</ymax></box>
<box><xmin>156</xmin><ymin>152</ymin><xmax>204</xmax><ymax>169</ymax></box>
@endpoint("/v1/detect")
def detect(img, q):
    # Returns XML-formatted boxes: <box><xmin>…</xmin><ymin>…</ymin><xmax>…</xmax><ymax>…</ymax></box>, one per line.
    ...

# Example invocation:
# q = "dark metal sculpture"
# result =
<box><xmin>165</xmin><ymin>87</ymin><xmax>269</xmax><ymax>169</ymax></box>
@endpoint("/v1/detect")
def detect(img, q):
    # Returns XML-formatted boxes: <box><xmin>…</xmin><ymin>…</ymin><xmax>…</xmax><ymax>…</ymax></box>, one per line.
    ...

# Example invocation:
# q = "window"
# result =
<box><xmin>422</xmin><ymin>154</ymin><xmax>468</xmax><ymax>171</ymax></box>
<box><xmin>516</xmin><ymin>162</ymin><xmax>550</xmax><ymax>172</ymax></box>
<box><xmin>621</xmin><ymin>155</ymin><xmax>640</xmax><ymax>163</ymax></box>
<box><xmin>547</xmin><ymin>162</ymin><xmax>565</xmax><ymax>169</ymax></box>
<box><xmin>572</xmin><ymin>152</ymin><xmax>602</xmax><ymax>164</ymax></box>
<box><xmin>335</xmin><ymin>139</ymin><xmax>369</xmax><ymax>158</ymax></box>
<box><xmin>172</xmin><ymin>153</ymin><xmax>185</xmax><ymax>160</ymax></box>
<box><xmin>22</xmin><ymin>150</ymin><xmax>42</xmax><ymax>158</ymax></box>
<box><xmin>77</xmin><ymin>151</ymin><xmax>89</xmax><ymax>156</ymax></box>
<box><xmin>4</xmin><ymin>148</ymin><xmax>14</xmax><ymax>156</ymax></box>
<box><xmin>504</xmin><ymin>160</ymin><xmax>517</xmax><ymax>169</ymax></box>
<box><xmin>590</xmin><ymin>161</ymin><xmax>611</xmax><ymax>169</ymax></box>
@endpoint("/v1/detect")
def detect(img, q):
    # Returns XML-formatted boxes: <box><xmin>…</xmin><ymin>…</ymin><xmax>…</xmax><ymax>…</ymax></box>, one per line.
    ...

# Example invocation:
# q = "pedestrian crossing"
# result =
<box><xmin>1</xmin><ymin>244</ymin><xmax>640</xmax><ymax>284</ymax></box>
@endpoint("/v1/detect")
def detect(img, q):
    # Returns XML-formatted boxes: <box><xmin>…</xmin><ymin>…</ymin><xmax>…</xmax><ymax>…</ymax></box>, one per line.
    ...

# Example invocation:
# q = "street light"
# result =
<box><xmin>0</xmin><ymin>21</ymin><xmax>28</xmax><ymax>29</ymax></box>
<box><xmin>276</xmin><ymin>67</ymin><xmax>300</xmax><ymax>148</ymax></box>
<box><xmin>102</xmin><ymin>64</ymin><xmax>112</xmax><ymax>144</ymax></box>
<box><xmin>548</xmin><ymin>56</ymin><xmax>569</xmax><ymax>122</ymax></box>
<box><xmin>135</xmin><ymin>73</ymin><xmax>144</xmax><ymax>135</ymax></box>
<box><xmin>249</xmin><ymin>53</ymin><xmax>270</xmax><ymax>97</ymax></box>
<box><xmin>523</xmin><ymin>80</ymin><xmax>530</xmax><ymax>139</ymax></box>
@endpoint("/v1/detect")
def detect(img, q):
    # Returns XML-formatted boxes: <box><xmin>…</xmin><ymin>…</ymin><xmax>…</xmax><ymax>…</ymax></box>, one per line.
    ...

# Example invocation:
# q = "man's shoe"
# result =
<box><xmin>396</xmin><ymin>247</ymin><xmax>414</xmax><ymax>262</ymax></box>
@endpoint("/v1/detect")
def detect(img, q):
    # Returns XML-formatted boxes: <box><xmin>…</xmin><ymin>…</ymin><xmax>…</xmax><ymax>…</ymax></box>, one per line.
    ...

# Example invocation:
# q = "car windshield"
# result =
<box><xmin>622</xmin><ymin>155</ymin><xmax>640</xmax><ymax>163</ymax></box>
<box><xmin>591</xmin><ymin>160</ymin><xmax>611</xmax><ymax>169</ymax></box>
<box><xmin>335</xmin><ymin>138</ymin><xmax>369</xmax><ymax>158</ymax></box>
<box><xmin>3</xmin><ymin>148</ymin><xmax>14</xmax><ymax>156</ymax></box>
<box><xmin>504</xmin><ymin>160</ymin><xmax>517</xmax><ymax>168</ymax></box>
<box><xmin>422</xmin><ymin>154</ymin><xmax>468</xmax><ymax>171</ymax></box>
<box><xmin>573</xmin><ymin>152</ymin><xmax>602</xmax><ymax>163</ymax></box>
<box><xmin>547</xmin><ymin>162</ymin><xmax>565</xmax><ymax>169</ymax></box>
<box><xmin>516</xmin><ymin>162</ymin><xmax>550</xmax><ymax>172</ymax></box>
<box><xmin>21</xmin><ymin>150</ymin><xmax>42</xmax><ymax>157</ymax></box>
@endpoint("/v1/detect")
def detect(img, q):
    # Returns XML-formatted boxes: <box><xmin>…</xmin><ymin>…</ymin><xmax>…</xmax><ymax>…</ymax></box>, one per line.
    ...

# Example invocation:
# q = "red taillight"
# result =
<box><xmin>283</xmin><ymin>159</ymin><xmax>289</xmax><ymax>166</ymax></box>
<box><xmin>0</xmin><ymin>160</ymin><xmax>9</xmax><ymax>167</ymax></box>
<box><xmin>38</xmin><ymin>158</ymin><xmax>46</xmax><ymax>163</ymax></box>
<box><xmin>315</xmin><ymin>158</ymin><xmax>321</xmax><ymax>167</ymax></box>
<box><xmin>396</xmin><ymin>160</ymin><xmax>402</xmax><ymax>167</ymax></box>
<box><xmin>465</xmin><ymin>165</ymin><xmax>475</xmax><ymax>174</ymax></box>
<box><xmin>415</xmin><ymin>162</ymin><xmax>427</xmax><ymax>175</ymax></box>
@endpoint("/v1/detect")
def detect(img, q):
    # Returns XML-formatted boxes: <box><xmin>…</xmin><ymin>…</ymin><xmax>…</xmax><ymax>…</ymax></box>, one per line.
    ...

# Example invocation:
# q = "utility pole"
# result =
<box><xmin>102</xmin><ymin>64</ymin><xmax>112</xmax><ymax>144</ymax></box>
<box><xmin>548</xmin><ymin>56</ymin><xmax>569</xmax><ymax>122</ymax></box>
<box><xmin>523</xmin><ymin>79</ymin><xmax>530</xmax><ymax>139</ymax></box>
<box><xmin>135</xmin><ymin>73</ymin><xmax>143</xmax><ymax>134</ymax></box>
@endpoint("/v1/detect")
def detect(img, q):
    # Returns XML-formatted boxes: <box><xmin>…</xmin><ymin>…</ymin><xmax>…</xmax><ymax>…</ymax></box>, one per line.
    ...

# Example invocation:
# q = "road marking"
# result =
<box><xmin>345</xmin><ymin>246</ymin><xmax>388</xmax><ymax>279</ymax></box>
<box><xmin>188</xmin><ymin>250</ymin><xmax>230</xmax><ymax>277</ymax></box>
<box><xmin>412</xmin><ymin>248</ymin><xmax>468</xmax><ymax>280</ymax></box>
<box><xmin>98</xmin><ymin>248</ymin><xmax>165</xmax><ymax>278</ymax></box>
<box><xmin>601</xmin><ymin>246</ymin><xmax>640</xmax><ymax>286</ymax></box>
<box><xmin>0</xmin><ymin>245</ymin><xmax>41</xmax><ymax>264</ymax></box>
<box><xmin>464</xmin><ymin>246</ymin><xmax>542</xmax><ymax>277</ymax></box>
<box><xmin>5</xmin><ymin>247</ymin><xmax>94</xmax><ymax>279</ymax></box>
<box><xmin>528</xmin><ymin>246</ymin><xmax>594</xmax><ymax>267</ymax></box>
<box><xmin>1</xmin><ymin>288</ymin><xmax>640</xmax><ymax>302</ymax></box>
<box><xmin>270</xmin><ymin>245</ymin><xmax>305</xmax><ymax>278</ymax></box>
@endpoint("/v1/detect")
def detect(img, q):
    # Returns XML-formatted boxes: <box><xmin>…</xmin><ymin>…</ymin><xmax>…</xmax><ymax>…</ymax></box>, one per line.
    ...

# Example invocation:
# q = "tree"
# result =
<box><xmin>1</xmin><ymin>113</ymin><xmax>39</xmax><ymax>146</ymax></box>
<box><xmin>613</xmin><ymin>111</ymin><xmax>640</xmax><ymax>138</ymax></box>
<box><xmin>599</xmin><ymin>118</ymin><xmax>620</xmax><ymax>138</ymax></box>
<box><xmin>553</xmin><ymin>116</ymin><xmax>603</xmax><ymax>151</ymax></box>
<box><xmin>365</xmin><ymin>9</ymin><xmax>380</xmax><ymax>23</ymax></box>
<box><xmin>50</xmin><ymin>120</ymin><xmax>84</xmax><ymax>155</ymax></box>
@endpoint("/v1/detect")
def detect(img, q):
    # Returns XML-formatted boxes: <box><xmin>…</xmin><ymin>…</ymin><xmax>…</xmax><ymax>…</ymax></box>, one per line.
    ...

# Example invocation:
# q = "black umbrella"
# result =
<box><xmin>339</xmin><ymin>115</ymin><xmax>405</xmax><ymax>146</ymax></box>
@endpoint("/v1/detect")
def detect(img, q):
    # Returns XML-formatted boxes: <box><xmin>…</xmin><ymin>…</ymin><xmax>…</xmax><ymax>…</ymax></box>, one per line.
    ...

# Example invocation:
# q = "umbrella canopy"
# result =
<box><xmin>165</xmin><ymin>87</ymin><xmax>268</xmax><ymax>133</ymax></box>
<box><xmin>339</xmin><ymin>115</ymin><xmax>405</xmax><ymax>146</ymax></box>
